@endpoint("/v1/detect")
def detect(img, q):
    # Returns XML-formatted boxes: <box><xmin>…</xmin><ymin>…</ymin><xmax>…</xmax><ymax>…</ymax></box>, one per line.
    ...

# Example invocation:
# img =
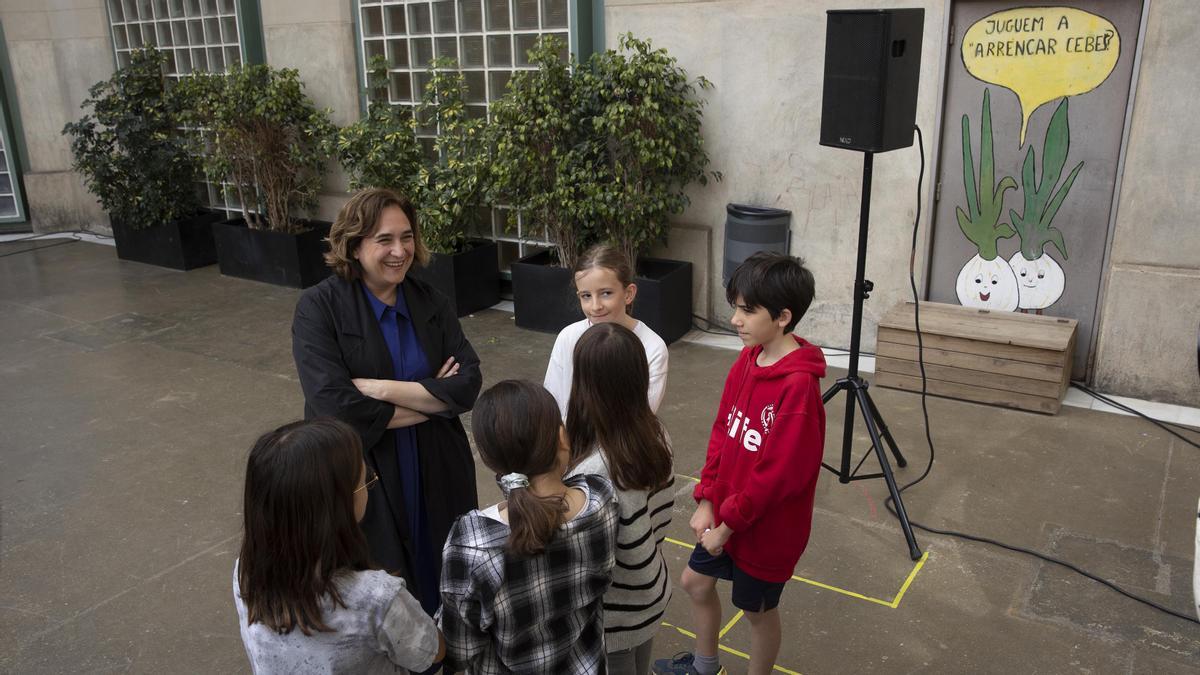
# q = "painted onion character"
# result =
<box><xmin>954</xmin><ymin>89</ymin><xmax>1019</xmax><ymax>311</ymax></box>
<box><xmin>1008</xmin><ymin>97</ymin><xmax>1082</xmax><ymax>313</ymax></box>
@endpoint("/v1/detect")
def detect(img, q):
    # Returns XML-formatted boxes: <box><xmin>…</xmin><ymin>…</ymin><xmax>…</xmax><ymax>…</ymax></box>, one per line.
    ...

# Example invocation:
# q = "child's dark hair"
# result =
<box><xmin>472</xmin><ymin>380</ymin><xmax>569</xmax><ymax>557</ymax></box>
<box><xmin>567</xmin><ymin>323</ymin><xmax>672</xmax><ymax>491</ymax></box>
<box><xmin>725</xmin><ymin>251</ymin><xmax>815</xmax><ymax>332</ymax></box>
<box><xmin>573</xmin><ymin>243</ymin><xmax>634</xmax><ymax>287</ymax></box>
<box><xmin>238</xmin><ymin>417</ymin><xmax>372</xmax><ymax>636</ymax></box>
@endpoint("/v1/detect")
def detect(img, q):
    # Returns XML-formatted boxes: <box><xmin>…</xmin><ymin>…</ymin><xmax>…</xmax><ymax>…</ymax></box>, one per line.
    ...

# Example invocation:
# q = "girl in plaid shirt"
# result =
<box><xmin>438</xmin><ymin>380</ymin><xmax>618</xmax><ymax>674</ymax></box>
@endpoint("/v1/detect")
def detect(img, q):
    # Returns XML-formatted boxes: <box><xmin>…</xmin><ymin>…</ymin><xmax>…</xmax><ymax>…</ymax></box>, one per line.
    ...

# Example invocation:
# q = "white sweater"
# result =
<box><xmin>544</xmin><ymin>318</ymin><xmax>668</xmax><ymax>418</ymax></box>
<box><xmin>568</xmin><ymin>449</ymin><xmax>675</xmax><ymax>652</ymax></box>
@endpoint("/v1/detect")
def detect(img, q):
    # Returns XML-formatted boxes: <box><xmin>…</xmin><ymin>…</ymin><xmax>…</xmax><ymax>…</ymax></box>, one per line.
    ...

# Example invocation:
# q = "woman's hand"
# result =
<box><xmin>353</xmin><ymin>378</ymin><xmax>384</xmax><ymax>400</ymax></box>
<box><xmin>353</xmin><ymin>377</ymin><xmax>450</xmax><ymax>414</ymax></box>
<box><xmin>436</xmin><ymin>356</ymin><xmax>459</xmax><ymax>379</ymax></box>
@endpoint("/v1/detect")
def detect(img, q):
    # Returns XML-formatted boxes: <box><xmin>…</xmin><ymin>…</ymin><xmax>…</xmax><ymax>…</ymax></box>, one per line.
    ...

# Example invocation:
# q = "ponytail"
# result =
<box><xmin>506</xmin><ymin>487</ymin><xmax>568</xmax><ymax>556</ymax></box>
<box><xmin>473</xmin><ymin>380</ymin><xmax>571</xmax><ymax>556</ymax></box>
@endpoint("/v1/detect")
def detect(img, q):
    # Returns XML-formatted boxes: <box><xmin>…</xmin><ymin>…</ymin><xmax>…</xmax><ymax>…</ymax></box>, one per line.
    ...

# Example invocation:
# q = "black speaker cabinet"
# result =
<box><xmin>820</xmin><ymin>8</ymin><xmax>924</xmax><ymax>153</ymax></box>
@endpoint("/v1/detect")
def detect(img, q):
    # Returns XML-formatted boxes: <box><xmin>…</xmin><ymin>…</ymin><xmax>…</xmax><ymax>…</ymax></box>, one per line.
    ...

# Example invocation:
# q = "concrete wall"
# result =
<box><xmin>606</xmin><ymin>0</ymin><xmax>946</xmax><ymax>354</ymax></box>
<box><xmin>608</xmin><ymin>0</ymin><xmax>1199</xmax><ymax>406</ymax></box>
<box><xmin>260</xmin><ymin>0</ymin><xmax>358</xmax><ymax>223</ymax></box>
<box><xmin>1092</xmin><ymin>0</ymin><xmax>1200</xmax><ymax>405</ymax></box>
<box><xmin>0</xmin><ymin>0</ymin><xmax>112</xmax><ymax>232</ymax></box>
<box><xmin>4</xmin><ymin>0</ymin><xmax>1195</xmax><ymax>404</ymax></box>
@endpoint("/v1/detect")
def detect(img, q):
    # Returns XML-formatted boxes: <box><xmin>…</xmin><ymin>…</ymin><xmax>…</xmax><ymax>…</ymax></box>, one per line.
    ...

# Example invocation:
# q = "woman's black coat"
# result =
<box><xmin>291</xmin><ymin>273</ymin><xmax>481</xmax><ymax>593</ymax></box>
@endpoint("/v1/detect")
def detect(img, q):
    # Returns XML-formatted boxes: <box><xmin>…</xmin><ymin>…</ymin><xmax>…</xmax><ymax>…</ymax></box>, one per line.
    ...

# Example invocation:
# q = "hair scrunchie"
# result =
<box><xmin>498</xmin><ymin>472</ymin><xmax>530</xmax><ymax>495</ymax></box>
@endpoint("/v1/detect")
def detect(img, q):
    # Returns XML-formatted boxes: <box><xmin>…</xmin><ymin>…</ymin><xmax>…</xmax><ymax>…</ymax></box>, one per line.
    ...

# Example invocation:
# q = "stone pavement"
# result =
<box><xmin>2</xmin><ymin>240</ymin><xmax>1197</xmax><ymax>673</ymax></box>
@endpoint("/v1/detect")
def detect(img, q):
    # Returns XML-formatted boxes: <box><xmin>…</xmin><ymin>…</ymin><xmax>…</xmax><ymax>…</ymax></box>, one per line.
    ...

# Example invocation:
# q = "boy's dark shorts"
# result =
<box><xmin>687</xmin><ymin>544</ymin><xmax>786</xmax><ymax>612</ymax></box>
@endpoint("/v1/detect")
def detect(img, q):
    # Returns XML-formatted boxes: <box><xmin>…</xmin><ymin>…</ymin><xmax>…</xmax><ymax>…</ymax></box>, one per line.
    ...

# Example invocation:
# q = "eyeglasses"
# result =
<box><xmin>355</xmin><ymin>468</ymin><xmax>380</xmax><ymax>494</ymax></box>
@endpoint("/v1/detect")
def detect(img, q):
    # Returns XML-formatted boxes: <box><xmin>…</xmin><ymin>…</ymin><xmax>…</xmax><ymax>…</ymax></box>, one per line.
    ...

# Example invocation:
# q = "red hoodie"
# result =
<box><xmin>693</xmin><ymin>336</ymin><xmax>827</xmax><ymax>583</ymax></box>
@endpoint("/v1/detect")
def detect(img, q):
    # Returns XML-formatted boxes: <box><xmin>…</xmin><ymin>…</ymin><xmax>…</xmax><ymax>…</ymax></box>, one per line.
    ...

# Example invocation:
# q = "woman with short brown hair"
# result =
<box><xmin>291</xmin><ymin>187</ymin><xmax>481</xmax><ymax>625</ymax></box>
<box><xmin>323</xmin><ymin>189</ymin><xmax>429</xmax><ymax>280</ymax></box>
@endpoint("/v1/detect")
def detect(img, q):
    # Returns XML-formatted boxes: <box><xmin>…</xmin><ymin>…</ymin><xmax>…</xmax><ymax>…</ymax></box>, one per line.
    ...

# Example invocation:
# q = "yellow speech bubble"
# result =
<box><xmin>962</xmin><ymin>7</ymin><xmax>1119</xmax><ymax>144</ymax></box>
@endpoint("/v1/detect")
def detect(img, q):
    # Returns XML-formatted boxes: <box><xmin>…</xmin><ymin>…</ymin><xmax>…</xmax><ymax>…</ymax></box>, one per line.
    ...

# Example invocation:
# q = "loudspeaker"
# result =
<box><xmin>820</xmin><ymin>8</ymin><xmax>924</xmax><ymax>153</ymax></box>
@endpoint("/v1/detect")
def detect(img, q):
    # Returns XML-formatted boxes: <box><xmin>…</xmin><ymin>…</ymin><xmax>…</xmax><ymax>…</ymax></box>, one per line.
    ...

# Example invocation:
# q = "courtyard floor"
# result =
<box><xmin>1</xmin><ymin>239</ymin><xmax>1198</xmax><ymax>673</ymax></box>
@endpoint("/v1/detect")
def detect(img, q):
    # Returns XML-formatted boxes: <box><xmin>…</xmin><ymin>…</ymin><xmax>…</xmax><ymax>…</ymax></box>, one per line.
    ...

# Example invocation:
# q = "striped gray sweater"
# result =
<box><xmin>569</xmin><ymin>449</ymin><xmax>675</xmax><ymax>652</ymax></box>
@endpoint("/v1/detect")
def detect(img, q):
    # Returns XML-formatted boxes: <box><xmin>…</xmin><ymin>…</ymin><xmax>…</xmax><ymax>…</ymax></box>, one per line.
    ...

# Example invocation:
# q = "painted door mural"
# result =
<box><xmin>927</xmin><ymin>1</ymin><xmax>1143</xmax><ymax>376</ymax></box>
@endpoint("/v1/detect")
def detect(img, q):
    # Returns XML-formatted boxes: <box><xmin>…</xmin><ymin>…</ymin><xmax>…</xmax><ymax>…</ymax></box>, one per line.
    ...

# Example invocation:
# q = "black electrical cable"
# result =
<box><xmin>691</xmin><ymin>312</ymin><xmax>882</xmax><ymax>358</ymax></box>
<box><xmin>691</xmin><ymin>313</ymin><xmax>738</xmax><ymax>336</ymax></box>
<box><xmin>881</xmin><ymin>124</ymin><xmax>1199</xmax><ymax>626</ymax></box>
<box><xmin>0</xmin><ymin>238</ymin><xmax>79</xmax><ymax>258</ymax></box>
<box><xmin>0</xmin><ymin>228</ymin><xmax>112</xmax><ymax>243</ymax></box>
<box><xmin>1070</xmin><ymin>380</ymin><xmax>1199</xmax><ymax>448</ymax></box>
<box><xmin>903</xmin><ymin>125</ymin><xmax>937</xmax><ymax>491</ymax></box>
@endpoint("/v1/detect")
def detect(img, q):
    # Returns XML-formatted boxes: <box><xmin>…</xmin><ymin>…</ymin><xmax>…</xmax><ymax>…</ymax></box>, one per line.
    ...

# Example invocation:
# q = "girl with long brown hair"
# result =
<box><xmin>567</xmin><ymin>322</ymin><xmax>675</xmax><ymax>675</ymax></box>
<box><xmin>438</xmin><ymin>380</ymin><xmax>618</xmax><ymax>674</ymax></box>
<box><xmin>544</xmin><ymin>243</ymin><xmax>669</xmax><ymax>418</ymax></box>
<box><xmin>234</xmin><ymin>417</ymin><xmax>445</xmax><ymax>674</ymax></box>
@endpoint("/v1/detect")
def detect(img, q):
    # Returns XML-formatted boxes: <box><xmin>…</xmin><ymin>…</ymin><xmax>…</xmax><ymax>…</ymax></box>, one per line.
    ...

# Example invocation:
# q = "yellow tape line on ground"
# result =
<box><xmin>667</xmin><ymin>472</ymin><xmax>931</xmax><ymax>609</ymax></box>
<box><xmin>718</xmin><ymin>609</ymin><xmax>744</xmax><ymax>638</ymax></box>
<box><xmin>660</xmin><ymin>621</ymin><xmax>802</xmax><ymax>675</ymax></box>
<box><xmin>888</xmin><ymin>550</ymin><xmax>929</xmax><ymax>608</ymax></box>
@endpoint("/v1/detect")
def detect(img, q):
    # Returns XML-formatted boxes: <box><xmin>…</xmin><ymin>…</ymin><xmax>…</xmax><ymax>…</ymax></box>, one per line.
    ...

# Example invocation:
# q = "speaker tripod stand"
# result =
<box><xmin>821</xmin><ymin>151</ymin><xmax>922</xmax><ymax>561</ymax></box>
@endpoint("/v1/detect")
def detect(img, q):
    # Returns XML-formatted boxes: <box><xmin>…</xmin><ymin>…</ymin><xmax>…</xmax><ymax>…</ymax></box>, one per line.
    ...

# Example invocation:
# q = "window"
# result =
<box><xmin>357</xmin><ymin>0</ymin><xmax>585</xmax><ymax>267</ymax></box>
<box><xmin>0</xmin><ymin>101</ymin><xmax>25</xmax><ymax>225</ymax></box>
<box><xmin>106</xmin><ymin>0</ymin><xmax>255</xmax><ymax>76</ymax></box>
<box><xmin>0</xmin><ymin>22</ymin><xmax>27</xmax><ymax>228</ymax></box>
<box><xmin>105</xmin><ymin>0</ymin><xmax>265</xmax><ymax>216</ymax></box>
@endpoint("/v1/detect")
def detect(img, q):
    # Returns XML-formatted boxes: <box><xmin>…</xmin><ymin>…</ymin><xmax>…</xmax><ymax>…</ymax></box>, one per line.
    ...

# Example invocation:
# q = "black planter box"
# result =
<box><xmin>631</xmin><ymin>257</ymin><xmax>693</xmax><ymax>345</ymax></box>
<box><xmin>510</xmin><ymin>251</ymin><xmax>693</xmax><ymax>343</ymax></box>
<box><xmin>510</xmin><ymin>249</ymin><xmax>583</xmax><ymax>333</ymax></box>
<box><xmin>411</xmin><ymin>239</ymin><xmax>500</xmax><ymax>317</ymax></box>
<box><xmin>111</xmin><ymin>210</ymin><xmax>223</xmax><ymax>271</ymax></box>
<box><xmin>212</xmin><ymin>217</ymin><xmax>333</xmax><ymax>289</ymax></box>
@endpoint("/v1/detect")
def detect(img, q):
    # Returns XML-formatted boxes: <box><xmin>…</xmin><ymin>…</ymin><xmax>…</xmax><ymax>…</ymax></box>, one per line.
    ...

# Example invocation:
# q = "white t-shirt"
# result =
<box><xmin>233</xmin><ymin>562</ymin><xmax>439</xmax><ymax>675</ymax></box>
<box><xmin>543</xmin><ymin>318</ymin><xmax>668</xmax><ymax>418</ymax></box>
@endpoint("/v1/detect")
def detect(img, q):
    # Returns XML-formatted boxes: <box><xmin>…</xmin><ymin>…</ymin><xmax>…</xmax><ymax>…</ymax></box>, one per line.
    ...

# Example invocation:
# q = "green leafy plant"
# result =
<box><xmin>334</xmin><ymin>55</ymin><xmax>423</xmax><ymax>195</ymax></box>
<box><xmin>411</xmin><ymin>57</ymin><xmax>491</xmax><ymax>254</ymax></box>
<box><xmin>490</xmin><ymin>35</ymin><xmax>596</xmax><ymax>269</ymax></box>
<box><xmin>1010</xmin><ymin>97</ymin><xmax>1082</xmax><ymax>262</ymax></box>
<box><xmin>579</xmin><ymin>33</ymin><xmax>719</xmax><ymax>266</ymax></box>
<box><xmin>956</xmin><ymin>88</ymin><xmax>1017</xmax><ymax>261</ymax></box>
<box><xmin>335</xmin><ymin>56</ymin><xmax>489</xmax><ymax>254</ymax></box>
<box><xmin>177</xmin><ymin>64</ymin><xmax>336</xmax><ymax>234</ymax></box>
<box><xmin>62</xmin><ymin>47</ymin><xmax>200</xmax><ymax>230</ymax></box>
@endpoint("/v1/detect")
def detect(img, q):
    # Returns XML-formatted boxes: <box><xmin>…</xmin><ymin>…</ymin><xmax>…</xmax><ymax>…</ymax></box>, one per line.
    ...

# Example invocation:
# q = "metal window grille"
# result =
<box><xmin>107</xmin><ymin>0</ymin><xmax>243</xmax><ymax>77</ymax></box>
<box><xmin>0</xmin><ymin>107</ymin><xmax>23</xmax><ymax>222</ymax></box>
<box><xmin>358</xmin><ymin>0</ymin><xmax>573</xmax><ymax>267</ymax></box>
<box><xmin>106</xmin><ymin>0</ymin><xmax>252</xmax><ymax>217</ymax></box>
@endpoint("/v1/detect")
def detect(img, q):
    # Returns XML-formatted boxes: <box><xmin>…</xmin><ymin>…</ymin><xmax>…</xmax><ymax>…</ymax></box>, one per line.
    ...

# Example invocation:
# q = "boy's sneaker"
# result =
<box><xmin>650</xmin><ymin>652</ymin><xmax>726</xmax><ymax>675</ymax></box>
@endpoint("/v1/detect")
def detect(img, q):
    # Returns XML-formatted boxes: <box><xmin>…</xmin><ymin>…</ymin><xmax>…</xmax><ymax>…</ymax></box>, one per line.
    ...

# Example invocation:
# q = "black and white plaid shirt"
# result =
<box><xmin>438</xmin><ymin>474</ymin><xmax>618</xmax><ymax>674</ymax></box>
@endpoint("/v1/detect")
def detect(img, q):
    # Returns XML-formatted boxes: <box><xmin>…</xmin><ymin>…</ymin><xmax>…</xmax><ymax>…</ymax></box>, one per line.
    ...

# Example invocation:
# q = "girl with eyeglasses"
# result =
<box><xmin>234</xmin><ymin>417</ymin><xmax>445</xmax><ymax>674</ymax></box>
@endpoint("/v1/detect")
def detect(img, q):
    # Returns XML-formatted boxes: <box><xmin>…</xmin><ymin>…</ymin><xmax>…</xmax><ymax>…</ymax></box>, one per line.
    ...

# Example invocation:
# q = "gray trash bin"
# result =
<box><xmin>723</xmin><ymin>203</ymin><xmax>792</xmax><ymax>284</ymax></box>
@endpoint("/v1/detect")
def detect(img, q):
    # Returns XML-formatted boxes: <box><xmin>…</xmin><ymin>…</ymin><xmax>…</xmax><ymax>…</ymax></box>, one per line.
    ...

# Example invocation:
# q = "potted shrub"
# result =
<box><xmin>338</xmin><ymin>56</ymin><xmax>498</xmax><ymax>316</ymax></box>
<box><xmin>179</xmin><ymin>64</ymin><xmax>336</xmax><ymax>288</ymax></box>
<box><xmin>63</xmin><ymin>47</ymin><xmax>220</xmax><ymax>270</ymax></box>
<box><xmin>490</xmin><ymin>35</ymin><xmax>596</xmax><ymax>332</ymax></box>
<box><xmin>580</xmin><ymin>33</ymin><xmax>719</xmax><ymax>344</ymax></box>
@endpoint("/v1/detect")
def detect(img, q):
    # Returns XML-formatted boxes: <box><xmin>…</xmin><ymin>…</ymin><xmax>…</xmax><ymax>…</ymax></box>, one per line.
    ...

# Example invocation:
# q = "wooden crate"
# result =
<box><xmin>874</xmin><ymin>301</ymin><xmax>1077</xmax><ymax>414</ymax></box>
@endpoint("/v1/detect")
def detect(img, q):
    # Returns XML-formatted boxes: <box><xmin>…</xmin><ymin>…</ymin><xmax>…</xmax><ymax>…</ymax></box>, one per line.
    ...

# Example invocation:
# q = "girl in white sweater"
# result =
<box><xmin>567</xmin><ymin>322</ymin><xmax>675</xmax><ymax>675</ymax></box>
<box><xmin>544</xmin><ymin>244</ymin><xmax>668</xmax><ymax>418</ymax></box>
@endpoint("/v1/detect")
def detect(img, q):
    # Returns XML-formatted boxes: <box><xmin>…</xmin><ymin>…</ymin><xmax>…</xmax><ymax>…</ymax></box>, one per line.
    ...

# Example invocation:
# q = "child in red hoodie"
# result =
<box><xmin>653</xmin><ymin>252</ymin><xmax>825</xmax><ymax>675</ymax></box>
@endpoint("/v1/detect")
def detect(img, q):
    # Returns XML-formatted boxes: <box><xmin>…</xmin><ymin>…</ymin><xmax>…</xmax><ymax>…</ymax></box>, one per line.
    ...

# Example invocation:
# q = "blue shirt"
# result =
<box><xmin>362</xmin><ymin>281</ymin><xmax>440</xmax><ymax>615</ymax></box>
